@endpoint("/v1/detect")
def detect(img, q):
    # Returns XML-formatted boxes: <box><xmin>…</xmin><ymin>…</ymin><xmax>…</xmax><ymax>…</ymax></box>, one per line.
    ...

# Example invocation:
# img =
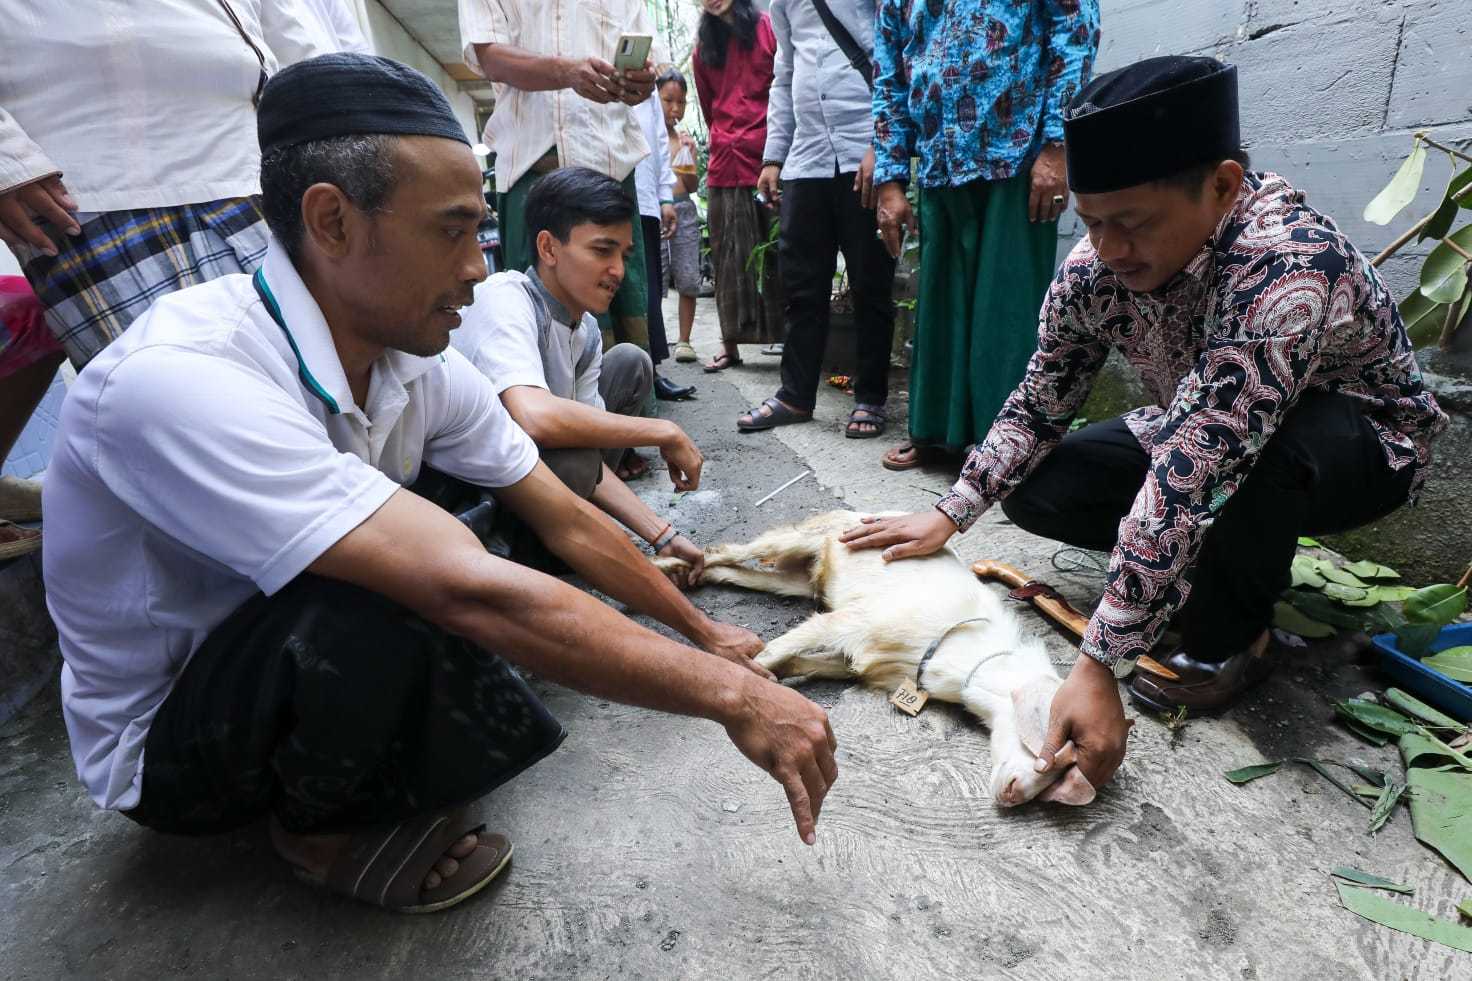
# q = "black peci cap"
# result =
<box><xmin>1063</xmin><ymin>56</ymin><xmax>1239</xmax><ymax>194</ymax></box>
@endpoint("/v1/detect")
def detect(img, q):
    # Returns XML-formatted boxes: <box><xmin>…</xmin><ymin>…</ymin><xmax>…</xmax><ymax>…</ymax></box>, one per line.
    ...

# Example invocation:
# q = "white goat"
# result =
<box><xmin>656</xmin><ymin>510</ymin><xmax>1095</xmax><ymax>807</ymax></box>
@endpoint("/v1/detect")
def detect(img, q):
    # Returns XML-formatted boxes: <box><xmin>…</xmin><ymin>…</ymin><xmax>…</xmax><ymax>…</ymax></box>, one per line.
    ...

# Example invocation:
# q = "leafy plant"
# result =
<box><xmin>744</xmin><ymin>217</ymin><xmax>781</xmax><ymax>294</ymax></box>
<box><xmin>1364</xmin><ymin>133</ymin><xmax>1472</xmax><ymax>349</ymax></box>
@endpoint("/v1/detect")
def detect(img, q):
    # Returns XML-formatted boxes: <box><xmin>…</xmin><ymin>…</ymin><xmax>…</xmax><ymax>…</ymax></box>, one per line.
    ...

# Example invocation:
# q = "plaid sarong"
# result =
<box><xmin>14</xmin><ymin>196</ymin><xmax>269</xmax><ymax>368</ymax></box>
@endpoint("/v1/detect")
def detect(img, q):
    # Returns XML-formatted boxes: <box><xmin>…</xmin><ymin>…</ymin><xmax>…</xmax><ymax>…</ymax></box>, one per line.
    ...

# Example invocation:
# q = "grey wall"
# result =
<box><xmin>1060</xmin><ymin>0</ymin><xmax>1472</xmax><ymax>300</ymax></box>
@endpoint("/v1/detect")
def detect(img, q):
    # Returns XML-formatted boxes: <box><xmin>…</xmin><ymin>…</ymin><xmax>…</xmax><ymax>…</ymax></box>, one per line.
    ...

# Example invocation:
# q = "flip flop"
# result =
<box><xmin>674</xmin><ymin>341</ymin><xmax>698</xmax><ymax>363</ymax></box>
<box><xmin>738</xmin><ymin>396</ymin><xmax>813</xmax><ymax>432</ymax></box>
<box><xmin>703</xmin><ymin>352</ymin><xmax>744</xmax><ymax>372</ymax></box>
<box><xmin>295</xmin><ymin>807</ymin><xmax>512</xmax><ymax>914</ymax></box>
<box><xmin>760</xmin><ymin>343</ymin><xmax>784</xmax><ymax>357</ymax></box>
<box><xmin>616</xmin><ymin>449</ymin><xmax>650</xmax><ymax>480</ymax></box>
<box><xmin>880</xmin><ymin>442</ymin><xmax>953</xmax><ymax>471</ymax></box>
<box><xmin>845</xmin><ymin>404</ymin><xmax>887</xmax><ymax>440</ymax></box>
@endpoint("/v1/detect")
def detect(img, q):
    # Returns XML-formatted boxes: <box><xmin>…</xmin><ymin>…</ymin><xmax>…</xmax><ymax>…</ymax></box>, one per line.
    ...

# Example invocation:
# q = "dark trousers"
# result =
<box><xmin>642</xmin><ymin>215</ymin><xmax>670</xmax><ymax>365</ymax></box>
<box><xmin>999</xmin><ymin>391</ymin><xmax>1416</xmax><ymax>661</ymax></box>
<box><xmin>127</xmin><ymin>576</ymin><xmax>565</xmax><ymax>836</ymax></box>
<box><xmin>775</xmin><ymin>171</ymin><xmax>897</xmax><ymax>411</ymax></box>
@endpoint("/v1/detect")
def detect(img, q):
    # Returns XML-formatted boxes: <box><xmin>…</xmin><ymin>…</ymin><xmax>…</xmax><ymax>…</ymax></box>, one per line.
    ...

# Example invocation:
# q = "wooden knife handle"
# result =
<box><xmin>971</xmin><ymin>559</ymin><xmax>1089</xmax><ymax>639</ymax></box>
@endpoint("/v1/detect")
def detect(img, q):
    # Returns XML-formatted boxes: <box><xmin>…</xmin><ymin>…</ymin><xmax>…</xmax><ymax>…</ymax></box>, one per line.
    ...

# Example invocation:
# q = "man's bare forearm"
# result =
<box><xmin>472</xmin><ymin>41</ymin><xmax>572</xmax><ymax>91</ymax></box>
<box><xmin>503</xmin><ymin>386</ymin><xmax>677</xmax><ymax>451</ymax></box>
<box><xmin>497</xmin><ymin>466</ymin><xmax>712</xmax><ymax>643</ymax></box>
<box><xmin>590</xmin><ymin>462</ymin><xmax>667</xmax><ymax>542</ymax></box>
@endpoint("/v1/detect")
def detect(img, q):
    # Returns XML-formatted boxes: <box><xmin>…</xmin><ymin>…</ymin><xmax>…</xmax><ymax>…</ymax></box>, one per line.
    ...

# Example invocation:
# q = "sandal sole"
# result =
<box><xmin>400</xmin><ymin>842</ymin><xmax>514</xmax><ymax>915</ymax></box>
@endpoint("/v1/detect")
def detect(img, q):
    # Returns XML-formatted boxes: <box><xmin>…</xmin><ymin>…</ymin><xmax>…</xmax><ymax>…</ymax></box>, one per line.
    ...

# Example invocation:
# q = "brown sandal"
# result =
<box><xmin>881</xmin><ymin>442</ymin><xmax>959</xmax><ymax>471</ymax></box>
<box><xmin>703</xmin><ymin>351</ymin><xmax>744</xmax><ymax>372</ymax></box>
<box><xmin>0</xmin><ymin>520</ymin><xmax>41</xmax><ymax>561</ymax></box>
<box><xmin>297</xmin><ymin>807</ymin><xmax>512</xmax><ymax>913</ymax></box>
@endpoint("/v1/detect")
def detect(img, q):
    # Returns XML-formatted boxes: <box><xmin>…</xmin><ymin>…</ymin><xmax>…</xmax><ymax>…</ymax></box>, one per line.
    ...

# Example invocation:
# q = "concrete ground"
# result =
<box><xmin>2</xmin><ymin>294</ymin><xmax>1470</xmax><ymax>980</ymax></box>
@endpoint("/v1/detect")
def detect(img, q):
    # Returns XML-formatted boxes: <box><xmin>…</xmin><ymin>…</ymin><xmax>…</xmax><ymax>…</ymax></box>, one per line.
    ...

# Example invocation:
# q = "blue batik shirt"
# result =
<box><xmin>872</xmin><ymin>0</ymin><xmax>1101</xmax><ymax>188</ymax></box>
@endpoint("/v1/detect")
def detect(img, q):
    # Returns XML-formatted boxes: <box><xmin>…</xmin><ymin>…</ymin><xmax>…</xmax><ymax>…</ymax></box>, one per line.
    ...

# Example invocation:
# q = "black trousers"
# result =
<box><xmin>127</xmin><ymin>573</ymin><xmax>565</xmax><ymax>836</ymax></box>
<box><xmin>775</xmin><ymin>171</ymin><xmax>897</xmax><ymax>411</ymax></box>
<box><xmin>642</xmin><ymin>215</ymin><xmax>670</xmax><ymax>365</ymax></box>
<box><xmin>999</xmin><ymin>391</ymin><xmax>1416</xmax><ymax>661</ymax></box>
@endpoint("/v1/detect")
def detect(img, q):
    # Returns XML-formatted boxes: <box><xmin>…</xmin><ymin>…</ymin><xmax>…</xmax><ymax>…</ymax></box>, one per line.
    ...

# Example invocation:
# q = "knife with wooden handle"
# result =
<box><xmin>970</xmin><ymin>559</ymin><xmax>1180</xmax><ymax>681</ymax></box>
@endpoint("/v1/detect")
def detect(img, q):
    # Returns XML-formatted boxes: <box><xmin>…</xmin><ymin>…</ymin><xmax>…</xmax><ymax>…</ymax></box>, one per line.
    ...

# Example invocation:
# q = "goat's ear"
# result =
<box><xmin>1038</xmin><ymin>764</ymin><xmax>1096</xmax><ymax>805</ymax></box>
<box><xmin>1010</xmin><ymin>678</ymin><xmax>1060</xmax><ymax>757</ymax></box>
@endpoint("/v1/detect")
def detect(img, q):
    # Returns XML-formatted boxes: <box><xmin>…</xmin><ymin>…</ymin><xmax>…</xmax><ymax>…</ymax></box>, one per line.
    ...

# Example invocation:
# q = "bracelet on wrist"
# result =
<box><xmin>652</xmin><ymin>525</ymin><xmax>679</xmax><ymax>552</ymax></box>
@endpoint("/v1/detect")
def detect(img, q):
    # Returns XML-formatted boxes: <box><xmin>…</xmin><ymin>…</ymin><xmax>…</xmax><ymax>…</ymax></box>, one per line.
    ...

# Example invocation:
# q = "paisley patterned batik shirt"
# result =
<box><xmin>936</xmin><ymin>172</ymin><xmax>1449</xmax><ymax>667</ymax></box>
<box><xmin>871</xmin><ymin>0</ymin><xmax>1100</xmax><ymax>188</ymax></box>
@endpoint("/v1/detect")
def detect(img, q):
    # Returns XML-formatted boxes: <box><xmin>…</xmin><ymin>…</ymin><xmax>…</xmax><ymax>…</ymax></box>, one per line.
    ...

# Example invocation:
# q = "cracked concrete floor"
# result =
<box><xmin>2</xmin><ymin>294</ymin><xmax>1470</xmax><ymax>980</ymax></box>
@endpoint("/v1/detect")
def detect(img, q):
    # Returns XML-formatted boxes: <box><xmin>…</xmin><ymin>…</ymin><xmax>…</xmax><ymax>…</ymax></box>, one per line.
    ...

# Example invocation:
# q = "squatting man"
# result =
<box><xmin>847</xmin><ymin>56</ymin><xmax>1446</xmax><ymax>795</ymax></box>
<box><xmin>43</xmin><ymin>54</ymin><xmax>836</xmax><ymax>914</ymax></box>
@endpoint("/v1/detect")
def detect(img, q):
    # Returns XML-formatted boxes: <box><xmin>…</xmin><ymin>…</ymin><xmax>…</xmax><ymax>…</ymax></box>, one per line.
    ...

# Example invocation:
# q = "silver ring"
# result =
<box><xmin>875</xmin><ymin>228</ymin><xmax>885</xmax><ymax>240</ymax></box>
<box><xmin>1052</xmin><ymin>194</ymin><xmax>1065</xmax><ymax>206</ymax></box>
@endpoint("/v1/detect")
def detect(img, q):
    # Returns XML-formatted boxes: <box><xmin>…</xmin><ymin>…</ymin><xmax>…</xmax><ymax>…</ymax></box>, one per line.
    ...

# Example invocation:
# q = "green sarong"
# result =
<box><xmin>908</xmin><ymin>173</ymin><xmax>1058</xmax><ymax>451</ymax></box>
<box><xmin>499</xmin><ymin>166</ymin><xmax>649</xmax><ymax>353</ymax></box>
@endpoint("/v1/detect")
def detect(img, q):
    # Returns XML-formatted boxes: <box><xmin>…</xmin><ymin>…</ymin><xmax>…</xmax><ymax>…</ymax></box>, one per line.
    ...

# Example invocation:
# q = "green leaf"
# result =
<box><xmin>1420</xmin><ymin>225</ymin><xmax>1472</xmax><ymax>305</ymax></box>
<box><xmin>1370</xmin><ymin>585</ymin><xmax>1418</xmax><ymax>604</ymax></box>
<box><xmin>1290</xmin><ymin>555</ymin><xmax>1328</xmax><ymax>589</ymax></box>
<box><xmin>1342</xmin><ymin>560</ymin><xmax>1401</xmax><ymax>580</ymax></box>
<box><xmin>1401</xmin><ymin>734</ymin><xmax>1472</xmax><ymax>883</ymax></box>
<box><xmin>1420</xmin><ymin>195</ymin><xmax>1459</xmax><ymax>243</ymax></box>
<box><xmin>1316</xmin><ymin>561</ymin><xmax>1371</xmax><ymax>588</ymax></box>
<box><xmin>1335</xmin><ymin>699</ymin><xmax>1420</xmax><ymax>738</ymax></box>
<box><xmin>1224</xmin><ymin>760</ymin><xmax>1282</xmax><ymax>784</ymax></box>
<box><xmin>1273</xmin><ymin>601</ymin><xmax>1337</xmax><ymax>638</ymax></box>
<box><xmin>1423</xmin><ymin>648</ymin><xmax>1472</xmax><ymax>684</ymax></box>
<box><xmin>1386</xmin><ymin>688</ymin><xmax>1469</xmax><ymax>734</ymax></box>
<box><xmin>1369</xmin><ymin>781</ymin><xmax>1409</xmax><ymax>833</ymax></box>
<box><xmin>1282</xmin><ymin>589</ymin><xmax>1371</xmax><ymax>629</ymax></box>
<box><xmin>1342</xmin><ymin>717</ymin><xmax>1393</xmax><ymax>746</ymax></box>
<box><xmin>1460</xmin><ymin>899</ymin><xmax>1472</xmax><ymax>921</ymax></box>
<box><xmin>1452</xmin><ymin>163</ymin><xmax>1472</xmax><ymax>210</ymax></box>
<box><xmin>1346</xmin><ymin>762</ymin><xmax>1388</xmax><ymax>787</ymax></box>
<box><xmin>1399</xmin><ymin>288</ymin><xmax>1450</xmax><ymax>348</ymax></box>
<box><xmin>1403</xmin><ymin>584</ymin><xmax>1468</xmax><ymax>626</ymax></box>
<box><xmin>1296</xmin><ymin>758</ymin><xmax>1374</xmax><ymax>808</ymax></box>
<box><xmin>1324</xmin><ymin>582</ymin><xmax>1370</xmax><ymax>604</ymax></box>
<box><xmin>1334</xmin><ymin>881</ymin><xmax>1472</xmax><ymax>953</ymax></box>
<box><xmin>1365</xmin><ymin>140</ymin><xmax>1428</xmax><ymax>225</ymax></box>
<box><xmin>1297</xmin><ymin>536</ymin><xmax>1322</xmax><ymax>547</ymax></box>
<box><xmin>1330</xmin><ymin>866</ymin><xmax>1415</xmax><ymax>894</ymax></box>
<box><xmin>1396</xmin><ymin>621</ymin><xmax>1445</xmax><ymax>659</ymax></box>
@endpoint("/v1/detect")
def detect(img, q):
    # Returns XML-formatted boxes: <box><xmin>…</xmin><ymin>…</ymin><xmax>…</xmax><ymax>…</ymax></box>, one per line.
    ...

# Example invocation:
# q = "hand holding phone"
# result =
<box><xmin>613</xmin><ymin>34</ymin><xmax>653</xmax><ymax>72</ymax></box>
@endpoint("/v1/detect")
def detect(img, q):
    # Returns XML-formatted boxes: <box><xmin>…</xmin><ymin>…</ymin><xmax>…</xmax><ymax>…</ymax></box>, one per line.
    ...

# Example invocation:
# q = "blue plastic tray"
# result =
<box><xmin>1371</xmin><ymin>622</ymin><xmax>1472</xmax><ymax>723</ymax></box>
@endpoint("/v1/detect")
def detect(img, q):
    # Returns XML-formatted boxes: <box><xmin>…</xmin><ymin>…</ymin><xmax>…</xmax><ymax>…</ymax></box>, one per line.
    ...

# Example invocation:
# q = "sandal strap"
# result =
<box><xmin>327</xmin><ymin>806</ymin><xmax>479</xmax><ymax>910</ymax></box>
<box><xmin>849</xmin><ymin>404</ymin><xmax>887</xmax><ymax>421</ymax></box>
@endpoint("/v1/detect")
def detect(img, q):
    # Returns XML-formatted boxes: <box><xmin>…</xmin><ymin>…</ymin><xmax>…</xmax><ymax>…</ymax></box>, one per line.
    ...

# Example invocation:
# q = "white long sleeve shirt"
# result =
<box><xmin>633</xmin><ymin>92</ymin><xmax>674</xmax><ymax>219</ymax></box>
<box><xmin>0</xmin><ymin>1</ymin><xmax>328</xmax><ymax>210</ymax></box>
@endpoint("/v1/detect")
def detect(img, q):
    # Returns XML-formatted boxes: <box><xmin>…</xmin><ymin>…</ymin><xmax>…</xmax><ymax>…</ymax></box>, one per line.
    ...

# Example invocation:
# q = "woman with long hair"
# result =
<box><xmin>692</xmin><ymin>0</ymin><xmax>783</xmax><ymax>372</ymax></box>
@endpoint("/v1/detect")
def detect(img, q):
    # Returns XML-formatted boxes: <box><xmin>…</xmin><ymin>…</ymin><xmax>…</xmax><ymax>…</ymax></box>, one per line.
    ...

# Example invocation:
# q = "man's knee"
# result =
<box><xmin>540</xmin><ymin>446</ymin><xmax>602</xmax><ymax>499</ymax></box>
<box><xmin>601</xmin><ymin>343</ymin><xmax>653</xmax><ymax>416</ymax></box>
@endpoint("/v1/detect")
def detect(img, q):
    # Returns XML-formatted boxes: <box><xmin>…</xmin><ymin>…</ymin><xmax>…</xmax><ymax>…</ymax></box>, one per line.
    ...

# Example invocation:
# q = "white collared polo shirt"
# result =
<box><xmin>44</xmin><ymin>239</ymin><xmax>538</xmax><ymax>811</ymax></box>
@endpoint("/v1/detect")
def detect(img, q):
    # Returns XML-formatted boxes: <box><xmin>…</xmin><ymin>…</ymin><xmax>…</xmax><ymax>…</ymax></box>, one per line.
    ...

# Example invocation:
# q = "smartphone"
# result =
<box><xmin>613</xmin><ymin>33</ymin><xmax>653</xmax><ymax>72</ymax></box>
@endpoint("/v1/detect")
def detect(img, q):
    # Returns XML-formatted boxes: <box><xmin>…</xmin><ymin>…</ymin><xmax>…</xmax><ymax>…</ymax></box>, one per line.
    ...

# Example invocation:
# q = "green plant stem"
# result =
<box><xmin>1371</xmin><ymin>179</ymin><xmax>1472</xmax><ymax>268</ymax></box>
<box><xmin>1417</xmin><ymin>133</ymin><xmax>1472</xmax><ymax>167</ymax></box>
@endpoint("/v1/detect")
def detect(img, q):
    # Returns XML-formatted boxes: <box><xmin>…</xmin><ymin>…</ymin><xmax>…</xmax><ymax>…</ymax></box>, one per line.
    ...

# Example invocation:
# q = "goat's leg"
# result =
<box><xmin>756</xmin><ymin>610</ymin><xmax>866</xmax><ymax>682</ymax></box>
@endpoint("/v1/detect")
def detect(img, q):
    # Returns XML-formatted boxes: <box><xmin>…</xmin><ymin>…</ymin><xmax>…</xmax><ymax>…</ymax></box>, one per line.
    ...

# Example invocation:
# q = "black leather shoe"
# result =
<box><xmin>1129</xmin><ymin>645</ymin><xmax>1275</xmax><ymax>715</ymax></box>
<box><xmin>654</xmin><ymin>374</ymin><xmax>697</xmax><ymax>401</ymax></box>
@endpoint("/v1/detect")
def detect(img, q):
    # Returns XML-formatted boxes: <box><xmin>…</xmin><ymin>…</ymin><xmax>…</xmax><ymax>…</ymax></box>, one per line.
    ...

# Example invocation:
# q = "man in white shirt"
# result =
<box><xmin>0</xmin><ymin>0</ymin><xmax>327</xmax><ymax>369</ymax></box>
<box><xmin>633</xmin><ymin>90</ymin><xmax>697</xmax><ymax>402</ymax></box>
<box><xmin>458</xmin><ymin>0</ymin><xmax>660</xmax><ymax>353</ymax></box>
<box><xmin>454</xmin><ymin>167</ymin><xmax>708</xmax><ymax>580</ymax></box>
<box><xmin>46</xmin><ymin>55</ymin><xmax>837</xmax><ymax>914</ymax></box>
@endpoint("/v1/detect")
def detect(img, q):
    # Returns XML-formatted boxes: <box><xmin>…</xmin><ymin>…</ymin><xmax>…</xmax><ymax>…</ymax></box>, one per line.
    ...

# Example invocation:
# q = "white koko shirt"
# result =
<box><xmin>45</xmin><ymin>239</ymin><xmax>538</xmax><ymax>811</ymax></box>
<box><xmin>0</xmin><ymin>0</ymin><xmax>327</xmax><ymax>208</ymax></box>
<box><xmin>456</xmin><ymin>0</ymin><xmax>657</xmax><ymax>193</ymax></box>
<box><xmin>452</xmin><ymin>269</ymin><xmax>605</xmax><ymax>409</ymax></box>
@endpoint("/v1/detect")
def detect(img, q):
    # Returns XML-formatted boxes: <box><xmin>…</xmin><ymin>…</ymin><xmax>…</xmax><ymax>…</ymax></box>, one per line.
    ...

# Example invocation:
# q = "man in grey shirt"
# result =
<box><xmin>737</xmin><ymin>0</ymin><xmax>896</xmax><ymax>440</ymax></box>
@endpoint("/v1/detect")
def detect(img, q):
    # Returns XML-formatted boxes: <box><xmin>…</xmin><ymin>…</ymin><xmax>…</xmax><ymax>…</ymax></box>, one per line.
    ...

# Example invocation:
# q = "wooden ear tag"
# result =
<box><xmin>890</xmin><ymin>679</ymin><xmax>928</xmax><ymax>716</ymax></box>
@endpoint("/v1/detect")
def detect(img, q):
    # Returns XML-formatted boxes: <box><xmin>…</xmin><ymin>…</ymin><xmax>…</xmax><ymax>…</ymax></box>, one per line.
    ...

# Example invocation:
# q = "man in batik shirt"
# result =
<box><xmin>843</xmin><ymin>57</ymin><xmax>1448</xmax><ymax>792</ymax></box>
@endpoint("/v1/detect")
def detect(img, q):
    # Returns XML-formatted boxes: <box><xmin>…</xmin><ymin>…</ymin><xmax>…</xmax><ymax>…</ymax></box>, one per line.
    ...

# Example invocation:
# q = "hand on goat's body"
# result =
<box><xmin>723</xmin><ymin>679</ymin><xmax>838</xmax><ymax>845</ymax></box>
<box><xmin>1035</xmin><ymin>655</ymin><xmax>1131</xmax><ymax>789</ymax></box>
<box><xmin>838</xmin><ymin>509</ymin><xmax>957</xmax><ymax>561</ymax></box>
